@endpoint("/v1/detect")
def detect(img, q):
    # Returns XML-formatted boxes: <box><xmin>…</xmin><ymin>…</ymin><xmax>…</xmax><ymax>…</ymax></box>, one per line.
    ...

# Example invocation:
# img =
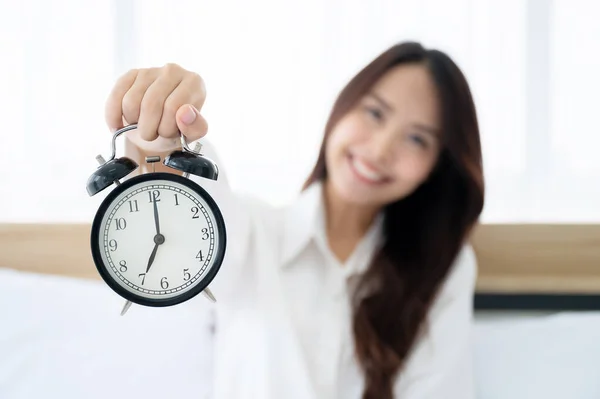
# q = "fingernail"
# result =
<box><xmin>181</xmin><ymin>105</ymin><xmax>197</xmax><ymax>125</ymax></box>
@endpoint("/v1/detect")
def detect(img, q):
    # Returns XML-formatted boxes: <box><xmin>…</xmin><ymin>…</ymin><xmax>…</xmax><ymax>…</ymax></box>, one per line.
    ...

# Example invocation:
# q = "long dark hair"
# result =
<box><xmin>303</xmin><ymin>42</ymin><xmax>484</xmax><ymax>398</ymax></box>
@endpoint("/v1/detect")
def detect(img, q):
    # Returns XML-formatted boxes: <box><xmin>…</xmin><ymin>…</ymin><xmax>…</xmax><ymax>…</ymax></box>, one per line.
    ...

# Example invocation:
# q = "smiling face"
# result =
<box><xmin>324</xmin><ymin>62</ymin><xmax>442</xmax><ymax>209</ymax></box>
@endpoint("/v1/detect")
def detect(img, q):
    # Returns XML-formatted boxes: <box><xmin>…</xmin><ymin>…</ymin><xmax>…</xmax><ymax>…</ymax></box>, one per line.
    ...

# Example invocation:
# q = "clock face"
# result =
<box><xmin>90</xmin><ymin>173</ymin><xmax>226</xmax><ymax>307</ymax></box>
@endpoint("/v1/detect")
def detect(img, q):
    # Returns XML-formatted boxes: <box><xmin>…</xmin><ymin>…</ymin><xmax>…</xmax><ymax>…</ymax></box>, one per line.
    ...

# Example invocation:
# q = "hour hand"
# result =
<box><xmin>146</xmin><ymin>242</ymin><xmax>159</xmax><ymax>273</ymax></box>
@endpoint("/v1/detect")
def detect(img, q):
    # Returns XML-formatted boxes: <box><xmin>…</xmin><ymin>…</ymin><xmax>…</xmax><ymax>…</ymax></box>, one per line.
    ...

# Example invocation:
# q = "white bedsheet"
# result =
<box><xmin>0</xmin><ymin>268</ymin><xmax>215</xmax><ymax>399</ymax></box>
<box><xmin>473</xmin><ymin>310</ymin><xmax>600</xmax><ymax>398</ymax></box>
<box><xmin>1</xmin><ymin>267</ymin><xmax>600</xmax><ymax>399</ymax></box>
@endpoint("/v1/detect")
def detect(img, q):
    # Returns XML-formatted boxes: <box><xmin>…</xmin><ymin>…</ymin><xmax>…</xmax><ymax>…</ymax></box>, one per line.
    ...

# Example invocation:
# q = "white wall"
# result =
<box><xmin>1</xmin><ymin>0</ymin><xmax>598</xmax><ymax>223</ymax></box>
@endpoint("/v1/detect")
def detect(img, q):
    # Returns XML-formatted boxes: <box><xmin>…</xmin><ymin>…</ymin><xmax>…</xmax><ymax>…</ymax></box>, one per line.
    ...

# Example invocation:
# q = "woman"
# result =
<box><xmin>105</xmin><ymin>42</ymin><xmax>484</xmax><ymax>398</ymax></box>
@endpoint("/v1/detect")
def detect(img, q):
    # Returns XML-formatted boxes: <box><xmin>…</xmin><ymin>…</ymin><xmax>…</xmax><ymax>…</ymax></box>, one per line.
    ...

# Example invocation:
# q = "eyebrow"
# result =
<box><xmin>366</xmin><ymin>92</ymin><xmax>440</xmax><ymax>137</ymax></box>
<box><xmin>412</xmin><ymin>123</ymin><xmax>440</xmax><ymax>138</ymax></box>
<box><xmin>366</xmin><ymin>92</ymin><xmax>394</xmax><ymax>112</ymax></box>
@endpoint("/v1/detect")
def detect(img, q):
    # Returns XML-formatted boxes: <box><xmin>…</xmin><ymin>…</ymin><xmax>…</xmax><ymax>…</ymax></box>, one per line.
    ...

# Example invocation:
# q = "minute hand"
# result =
<box><xmin>153</xmin><ymin>193</ymin><xmax>160</xmax><ymax>234</ymax></box>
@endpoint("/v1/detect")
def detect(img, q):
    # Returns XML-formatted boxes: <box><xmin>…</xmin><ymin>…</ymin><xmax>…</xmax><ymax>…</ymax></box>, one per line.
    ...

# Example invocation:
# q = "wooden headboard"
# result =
<box><xmin>2</xmin><ymin>223</ymin><xmax>600</xmax><ymax>308</ymax></box>
<box><xmin>0</xmin><ymin>223</ymin><xmax>98</xmax><ymax>280</ymax></box>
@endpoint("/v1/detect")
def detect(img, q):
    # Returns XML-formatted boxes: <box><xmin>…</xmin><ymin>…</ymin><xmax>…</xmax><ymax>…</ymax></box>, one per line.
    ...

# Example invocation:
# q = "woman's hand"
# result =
<box><xmin>105</xmin><ymin>63</ymin><xmax>208</xmax><ymax>152</ymax></box>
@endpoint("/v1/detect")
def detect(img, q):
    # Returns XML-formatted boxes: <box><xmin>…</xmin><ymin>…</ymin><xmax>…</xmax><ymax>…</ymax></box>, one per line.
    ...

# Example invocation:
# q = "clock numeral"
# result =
<box><xmin>119</xmin><ymin>260</ymin><xmax>127</xmax><ymax>272</ymax></box>
<box><xmin>196</xmin><ymin>250</ymin><xmax>204</xmax><ymax>261</ymax></box>
<box><xmin>128</xmin><ymin>199</ymin><xmax>139</xmax><ymax>213</ymax></box>
<box><xmin>183</xmin><ymin>268</ymin><xmax>191</xmax><ymax>281</ymax></box>
<box><xmin>138</xmin><ymin>273</ymin><xmax>146</xmax><ymax>285</ymax></box>
<box><xmin>201</xmin><ymin>227</ymin><xmax>209</xmax><ymax>240</ymax></box>
<box><xmin>191</xmin><ymin>206</ymin><xmax>199</xmax><ymax>219</ymax></box>
<box><xmin>160</xmin><ymin>277</ymin><xmax>169</xmax><ymax>289</ymax></box>
<box><xmin>174</xmin><ymin>193</ymin><xmax>180</xmax><ymax>206</ymax></box>
<box><xmin>114</xmin><ymin>218</ymin><xmax>127</xmax><ymax>230</ymax></box>
<box><xmin>148</xmin><ymin>190</ymin><xmax>161</xmax><ymax>203</ymax></box>
<box><xmin>109</xmin><ymin>239</ymin><xmax>118</xmax><ymax>251</ymax></box>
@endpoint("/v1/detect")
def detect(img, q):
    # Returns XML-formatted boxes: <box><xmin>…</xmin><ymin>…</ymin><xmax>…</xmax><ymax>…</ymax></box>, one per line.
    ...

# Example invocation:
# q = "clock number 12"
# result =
<box><xmin>148</xmin><ymin>190</ymin><xmax>161</xmax><ymax>203</ymax></box>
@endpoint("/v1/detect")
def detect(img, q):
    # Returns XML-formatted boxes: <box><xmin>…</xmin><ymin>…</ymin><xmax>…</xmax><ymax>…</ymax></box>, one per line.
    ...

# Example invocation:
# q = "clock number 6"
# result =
<box><xmin>160</xmin><ymin>277</ymin><xmax>169</xmax><ymax>289</ymax></box>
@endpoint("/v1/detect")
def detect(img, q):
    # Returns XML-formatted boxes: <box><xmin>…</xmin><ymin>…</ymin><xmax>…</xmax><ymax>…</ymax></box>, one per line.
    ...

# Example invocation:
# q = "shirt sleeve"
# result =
<box><xmin>184</xmin><ymin>138</ymin><xmax>252</xmax><ymax>302</ymax></box>
<box><xmin>177</xmin><ymin>138</ymin><xmax>256</xmax><ymax>398</ymax></box>
<box><xmin>393</xmin><ymin>244</ymin><xmax>478</xmax><ymax>399</ymax></box>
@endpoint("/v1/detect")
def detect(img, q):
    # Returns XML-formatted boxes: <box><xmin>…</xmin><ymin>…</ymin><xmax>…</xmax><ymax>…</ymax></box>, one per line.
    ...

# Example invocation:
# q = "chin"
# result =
<box><xmin>328</xmin><ymin>170</ymin><xmax>416</xmax><ymax>211</ymax></box>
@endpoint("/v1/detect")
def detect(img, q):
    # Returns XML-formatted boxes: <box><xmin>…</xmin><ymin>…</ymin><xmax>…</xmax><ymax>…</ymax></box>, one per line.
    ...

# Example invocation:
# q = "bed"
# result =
<box><xmin>0</xmin><ymin>267</ymin><xmax>215</xmax><ymax>399</ymax></box>
<box><xmin>2</xmin><ymin>223</ymin><xmax>600</xmax><ymax>398</ymax></box>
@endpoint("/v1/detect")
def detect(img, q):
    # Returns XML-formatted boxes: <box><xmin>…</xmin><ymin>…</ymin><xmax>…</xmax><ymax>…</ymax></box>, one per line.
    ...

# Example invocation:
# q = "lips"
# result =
<box><xmin>348</xmin><ymin>153</ymin><xmax>388</xmax><ymax>184</ymax></box>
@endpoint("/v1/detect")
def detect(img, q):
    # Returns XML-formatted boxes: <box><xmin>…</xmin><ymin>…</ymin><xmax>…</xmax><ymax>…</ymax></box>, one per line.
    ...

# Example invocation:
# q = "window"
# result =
<box><xmin>1</xmin><ymin>0</ymin><xmax>598</xmax><ymax>223</ymax></box>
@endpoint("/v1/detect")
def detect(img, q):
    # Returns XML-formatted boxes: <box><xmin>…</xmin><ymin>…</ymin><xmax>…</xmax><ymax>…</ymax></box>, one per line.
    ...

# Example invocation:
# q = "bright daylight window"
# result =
<box><xmin>0</xmin><ymin>0</ymin><xmax>598</xmax><ymax>224</ymax></box>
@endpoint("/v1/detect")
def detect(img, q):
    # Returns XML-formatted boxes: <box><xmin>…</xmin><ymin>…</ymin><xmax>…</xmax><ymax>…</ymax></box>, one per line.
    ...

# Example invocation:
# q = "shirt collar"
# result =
<box><xmin>281</xmin><ymin>179</ymin><xmax>385</xmax><ymax>273</ymax></box>
<box><xmin>281</xmin><ymin>180</ymin><xmax>323</xmax><ymax>267</ymax></box>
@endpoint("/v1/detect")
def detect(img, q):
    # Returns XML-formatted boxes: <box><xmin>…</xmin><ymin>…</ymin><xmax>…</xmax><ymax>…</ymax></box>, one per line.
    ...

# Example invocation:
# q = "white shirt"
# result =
<box><xmin>191</xmin><ymin>140</ymin><xmax>477</xmax><ymax>399</ymax></box>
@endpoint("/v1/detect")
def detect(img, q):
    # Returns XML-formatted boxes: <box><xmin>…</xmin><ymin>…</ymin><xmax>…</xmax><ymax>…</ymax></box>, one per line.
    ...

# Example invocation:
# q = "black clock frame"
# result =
<box><xmin>90</xmin><ymin>172</ymin><xmax>227</xmax><ymax>307</ymax></box>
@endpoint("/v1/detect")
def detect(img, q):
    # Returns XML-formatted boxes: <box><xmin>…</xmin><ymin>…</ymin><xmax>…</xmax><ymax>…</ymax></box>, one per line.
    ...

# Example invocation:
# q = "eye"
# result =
<box><xmin>364</xmin><ymin>105</ymin><xmax>384</xmax><ymax>122</ymax></box>
<box><xmin>408</xmin><ymin>134</ymin><xmax>429</xmax><ymax>148</ymax></box>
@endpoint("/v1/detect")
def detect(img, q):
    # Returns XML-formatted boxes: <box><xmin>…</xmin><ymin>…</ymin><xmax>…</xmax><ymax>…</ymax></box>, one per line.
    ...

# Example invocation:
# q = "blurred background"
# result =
<box><xmin>1</xmin><ymin>1</ymin><xmax>600</xmax><ymax>398</ymax></box>
<box><xmin>1</xmin><ymin>0</ymin><xmax>599</xmax><ymax>223</ymax></box>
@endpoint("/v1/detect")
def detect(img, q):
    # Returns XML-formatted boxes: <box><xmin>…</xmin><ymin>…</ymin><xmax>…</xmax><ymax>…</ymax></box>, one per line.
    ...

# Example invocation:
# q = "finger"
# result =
<box><xmin>175</xmin><ymin>104</ymin><xmax>208</xmax><ymax>142</ymax></box>
<box><xmin>120</xmin><ymin>68</ymin><xmax>160</xmax><ymax>134</ymax></box>
<box><xmin>157</xmin><ymin>73</ymin><xmax>207</xmax><ymax>139</ymax></box>
<box><xmin>105</xmin><ymin>69</ymin><xmax>138</xmax><ymax>132</ymax></box>
<box><xmin>138</xmin><ymin>73</ymin><xmax>183</xmax><ymax>141</ymax></box>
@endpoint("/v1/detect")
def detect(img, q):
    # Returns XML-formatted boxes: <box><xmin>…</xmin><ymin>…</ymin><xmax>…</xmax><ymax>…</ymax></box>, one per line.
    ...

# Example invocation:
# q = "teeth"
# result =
<box><xmin>352</xmin><ymin>157</ymin><xmax>384</xmax><ymax>182</ymax></box>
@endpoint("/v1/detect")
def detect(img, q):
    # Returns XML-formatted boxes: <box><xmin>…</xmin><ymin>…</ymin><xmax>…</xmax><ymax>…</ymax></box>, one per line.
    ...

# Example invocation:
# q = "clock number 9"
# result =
<box><xmin>109</xmin><ymin>239</ymin><xmax>118</xmax><ymax>251</ymax></box>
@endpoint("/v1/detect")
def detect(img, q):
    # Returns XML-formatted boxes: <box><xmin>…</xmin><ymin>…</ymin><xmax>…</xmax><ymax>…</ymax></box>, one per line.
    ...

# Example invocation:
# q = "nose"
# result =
<box><xmin>369</xmin><ymin>130</ymin><xmax>396</xmax><ymax>165</ymax></box>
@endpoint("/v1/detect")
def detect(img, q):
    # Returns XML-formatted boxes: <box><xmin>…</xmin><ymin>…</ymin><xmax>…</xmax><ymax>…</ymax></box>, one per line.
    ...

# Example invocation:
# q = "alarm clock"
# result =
<box><xmin>85</xmin><ymin>124</ymin><xmax>226</xmax><ymax>315</ymax></box>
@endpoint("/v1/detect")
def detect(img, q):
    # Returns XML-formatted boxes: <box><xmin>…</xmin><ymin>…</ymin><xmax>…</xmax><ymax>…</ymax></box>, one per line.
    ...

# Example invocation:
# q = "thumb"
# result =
<box><xmin>176</xmin><ymin>104</ymin><xmax>208</xmax><ymax>141</ymax></box>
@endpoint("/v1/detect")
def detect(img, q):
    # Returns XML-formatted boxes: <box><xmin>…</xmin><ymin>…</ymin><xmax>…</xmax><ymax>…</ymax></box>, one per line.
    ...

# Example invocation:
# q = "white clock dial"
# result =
<box><xmin>94</xmin><ymin>176</ymin><xmax>223</xmax><ymax>302</ymax></box>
